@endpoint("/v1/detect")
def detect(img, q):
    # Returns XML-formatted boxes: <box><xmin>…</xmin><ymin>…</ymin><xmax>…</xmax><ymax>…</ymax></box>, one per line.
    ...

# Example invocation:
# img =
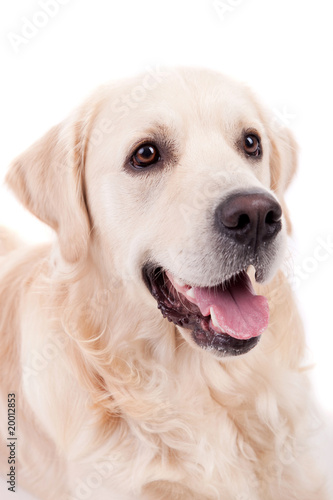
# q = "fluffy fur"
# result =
<box><xmin>0</xmin><ymin>67</ymin><xmax>329</xmax><ymax>499</ymax></box>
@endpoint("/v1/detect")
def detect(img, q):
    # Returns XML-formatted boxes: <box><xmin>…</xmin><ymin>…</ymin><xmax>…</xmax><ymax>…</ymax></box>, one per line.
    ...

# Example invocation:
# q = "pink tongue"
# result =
<box><xmin>192</xmin><ymin>273</ymin><xmax>269</xmax><ymax>340</ymax></box>
<box><xmin>168</xmin><ymin>272</ymin><xmax>269</xmax><ymax>340</ymax></box>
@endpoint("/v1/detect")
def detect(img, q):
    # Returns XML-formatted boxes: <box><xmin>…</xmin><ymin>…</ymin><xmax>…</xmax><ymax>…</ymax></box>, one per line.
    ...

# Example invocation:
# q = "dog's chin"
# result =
<box><xmin>142</xmin><ymin>264</ymin><xmax>271</xmax><ymax>357</ymax></box>
<box><xmin>176</xmin><ymin>325</ymin><xmax>260</xmax><ymax>359</ymax></box>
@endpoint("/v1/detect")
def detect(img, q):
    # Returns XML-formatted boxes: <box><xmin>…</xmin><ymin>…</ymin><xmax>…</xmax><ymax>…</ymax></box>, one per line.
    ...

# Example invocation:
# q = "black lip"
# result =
<box><xmin>142</xmin><ymin>264</ymin><xmax>260</xmax><ymax>357</ymax></box>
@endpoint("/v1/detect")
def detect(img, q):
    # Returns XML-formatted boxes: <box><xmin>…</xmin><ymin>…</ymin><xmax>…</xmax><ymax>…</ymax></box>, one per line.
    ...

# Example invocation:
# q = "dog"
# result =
<box><xmin>0</xmin><ymin>67</ymin><xmax>329</xmax><ymax>500</ymax></box>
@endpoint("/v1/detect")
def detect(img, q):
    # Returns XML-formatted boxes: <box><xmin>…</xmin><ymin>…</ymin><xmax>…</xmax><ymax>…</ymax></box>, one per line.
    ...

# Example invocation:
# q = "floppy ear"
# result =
<box><xmin>6</xmin><ymin>106</ymin><xmax>93</xmax><ymax>263</ymax></box>
<box><xmin>268</xmin><ymin>125</ymin><xmax>298</xmax><ymax>235</ymax></box>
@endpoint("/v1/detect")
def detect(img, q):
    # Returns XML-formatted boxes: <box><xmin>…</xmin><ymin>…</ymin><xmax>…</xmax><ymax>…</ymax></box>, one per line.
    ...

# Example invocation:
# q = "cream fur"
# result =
<box><xmin>0</xmin><ymin>68</ymin><xmax>329</xmax><ymax>499</ymax></box>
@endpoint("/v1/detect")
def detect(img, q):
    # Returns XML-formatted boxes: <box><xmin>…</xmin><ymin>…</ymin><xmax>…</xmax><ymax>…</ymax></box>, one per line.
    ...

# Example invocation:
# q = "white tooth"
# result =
<box><xmin>210</xmin><ymin>307</ymin><xmax>221</xmax><ymax>329</ymax></box>
<box><xmin>247</xmin><ymin>265</ymin><xmax>256</xmax><ymax>280</ymax></box>
<box><xmin>186</xmin><ymin>288</ymin><xmax>195</xmax><ymax>299</ymax></box>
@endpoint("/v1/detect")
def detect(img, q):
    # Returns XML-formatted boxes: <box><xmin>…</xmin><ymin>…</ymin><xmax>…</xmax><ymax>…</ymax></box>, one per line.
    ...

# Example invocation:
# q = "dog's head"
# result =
<box><xmin>6</xmin><ymin>68</ymin><xmax>297</xmax><ymax>358</ymax></box>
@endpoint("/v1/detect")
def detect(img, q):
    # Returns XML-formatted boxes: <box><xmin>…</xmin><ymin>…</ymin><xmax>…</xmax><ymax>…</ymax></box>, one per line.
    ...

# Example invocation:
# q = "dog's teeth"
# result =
<box><xmin>210</xmin><ymin>307</ymin><xmax>221</xmax><ymax>330</ymax></box>
<box><xmin>186</xmin><ymin>288</ymin><xmax>195</xmax><ymax>299</ymax></box>
<box><xmin>247</xmin><ymin>265</ymin><xmax>256</xmax><ymax>280</ymax></box>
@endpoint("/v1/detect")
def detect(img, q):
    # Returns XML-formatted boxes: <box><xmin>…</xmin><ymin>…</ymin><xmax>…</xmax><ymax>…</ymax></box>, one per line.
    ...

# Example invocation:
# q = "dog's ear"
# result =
<box><xmin>6</xmin><ymin>106</ymin><xmax>94</xmax><ymax>263</ymax></box>
<box><xmin>268</xmin><ymin>125</ymin><xmax>298</xmax><ymax>235</ymax></box>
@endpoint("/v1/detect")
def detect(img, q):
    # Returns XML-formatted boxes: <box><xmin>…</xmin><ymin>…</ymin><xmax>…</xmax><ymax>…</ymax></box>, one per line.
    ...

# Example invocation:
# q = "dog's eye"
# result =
<box><xmin>131</xmin><ymin>144</ymin><xmax>160</xmax><ymax>168</ymax></box>
<box><xmin>244</xmin><ymin>134</ymin><xmax>261</xmax><ymax>157</ymax></box>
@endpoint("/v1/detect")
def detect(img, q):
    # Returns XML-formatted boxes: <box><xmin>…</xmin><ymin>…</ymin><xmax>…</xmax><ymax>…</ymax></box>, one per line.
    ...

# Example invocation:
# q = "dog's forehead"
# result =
<box><xmin>100</xmin><ymin>68</ymin><xmax>264</xmax><ymax>136</ymax></box>
<box><xmin>87</xmin><ymin>69</ymin><xmax>269</xmax><ymax>177</ymax></box>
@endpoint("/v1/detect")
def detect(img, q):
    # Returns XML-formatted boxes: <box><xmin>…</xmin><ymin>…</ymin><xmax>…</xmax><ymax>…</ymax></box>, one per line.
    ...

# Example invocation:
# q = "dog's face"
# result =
<box><xmin>7</xmin><ymin>68</ymin><xmax>297</xmax><ymax>358</ymax></box>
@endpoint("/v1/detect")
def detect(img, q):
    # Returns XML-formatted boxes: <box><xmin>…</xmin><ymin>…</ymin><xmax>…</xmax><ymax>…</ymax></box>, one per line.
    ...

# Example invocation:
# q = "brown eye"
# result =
<box><xmin>131</xmin><ymin>143</ymin><xmax>160</xmax><ymax>168</ymax></box>
<box><xmin>244</xmin><ymin>134</ymin><xmax>261</xmax><ymax>157</ymax></box>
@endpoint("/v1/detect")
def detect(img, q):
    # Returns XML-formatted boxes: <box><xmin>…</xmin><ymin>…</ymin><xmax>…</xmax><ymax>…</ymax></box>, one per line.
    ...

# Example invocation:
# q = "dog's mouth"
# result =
<box><xmin>143</xmin><ymin>265</ymin><xmax>269</xmax><ymax>356</ymax></box>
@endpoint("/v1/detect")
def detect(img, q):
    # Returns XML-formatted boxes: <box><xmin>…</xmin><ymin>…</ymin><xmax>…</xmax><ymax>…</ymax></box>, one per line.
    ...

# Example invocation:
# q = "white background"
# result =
<box><xmin>0</xmin><ymin>1</ymin><xmax>332</xmax><ymax>498</ymax></box>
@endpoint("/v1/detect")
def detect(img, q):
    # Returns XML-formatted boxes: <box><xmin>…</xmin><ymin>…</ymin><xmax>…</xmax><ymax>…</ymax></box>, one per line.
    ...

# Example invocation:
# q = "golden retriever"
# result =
<box><xmin>0</xmin><ymin>67</ymin><xmax>329</xmax><ymax>499</ymax></box>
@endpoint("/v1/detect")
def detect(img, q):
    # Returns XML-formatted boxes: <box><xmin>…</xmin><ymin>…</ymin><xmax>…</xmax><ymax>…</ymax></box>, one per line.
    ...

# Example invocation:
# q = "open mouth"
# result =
<box><xmin>143</xmin><ymin>265</ymin><xmax>269</xmax><ymax>356</ymax></box>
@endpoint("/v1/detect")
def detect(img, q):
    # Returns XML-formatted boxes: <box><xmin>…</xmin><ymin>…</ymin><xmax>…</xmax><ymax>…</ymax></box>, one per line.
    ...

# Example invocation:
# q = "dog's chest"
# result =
<box><xmin>82</xmin><ymin>385</ymin><xmax>276</xmax><ymax>500</ymax></box>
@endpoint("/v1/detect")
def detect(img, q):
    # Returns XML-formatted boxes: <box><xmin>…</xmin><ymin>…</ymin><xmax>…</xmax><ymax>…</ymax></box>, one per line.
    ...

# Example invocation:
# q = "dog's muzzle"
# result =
<box><xmin>142</xmin><ymin>190</ymin><xmax>283</xmax><ymax>357</ymax></box>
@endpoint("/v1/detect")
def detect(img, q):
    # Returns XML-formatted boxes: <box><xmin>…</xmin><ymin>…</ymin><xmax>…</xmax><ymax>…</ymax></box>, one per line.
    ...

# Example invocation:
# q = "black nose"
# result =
<box><xmin>215</xmin><ymin>190</ymin><xmax>282</xmax><ymax>249</ymax></box>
